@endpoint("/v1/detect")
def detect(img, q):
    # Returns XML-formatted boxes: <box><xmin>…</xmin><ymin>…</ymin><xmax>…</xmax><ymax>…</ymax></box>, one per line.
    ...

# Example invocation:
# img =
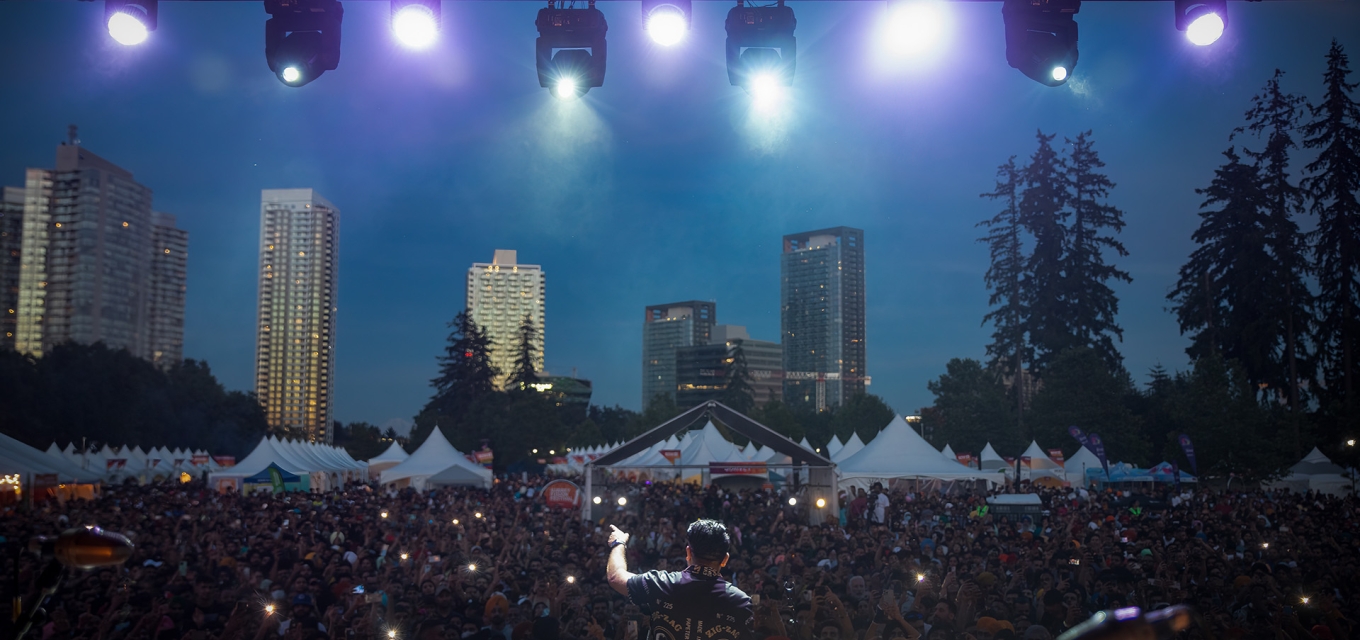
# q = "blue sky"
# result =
<box><xmin>0</xmin><ymin>0</ymin><xmax>1356</xmax><ymax>430</ymax></box>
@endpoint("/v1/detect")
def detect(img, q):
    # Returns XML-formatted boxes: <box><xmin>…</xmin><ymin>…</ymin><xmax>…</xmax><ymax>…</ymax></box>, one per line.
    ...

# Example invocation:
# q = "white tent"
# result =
<box><xmin>837</xmin><ymin>416</ymin><xmax>1005</xmax><ymax>491</ymax></box>
<box><xmin>832</xmin><ymin>433</ymin><xmax>865</xmax><ymax>463</ymax></box>
<box><xmin>826</xmin><ymin>435</ymin><xmax>844</xmax><ymax>458</ymax></box>
<box><xmin>1019</xmin><ymin>441</ymin><xmax>1066</xmax><ymax>483</ymax></box>
<box><xmin>941</xmin><ymin>444</ymin><xmax>958</xmax><ymax>462</ymax></box>
<box><xmin>979</xmin><ymin>443</ymin><xmax>1011</xmax><ymax>474</ymax></box>
<box><xmin>2</xmin><ymin>434</ymin><xmax>102</xmax><ymax>483</ymax></box>
<box><xmin>211</xmin><ymin>437</ymin><xmax>314</xmax><ymax>492</ymax></box>
<box><xmin>380</xmin><ymin>427</ymin><xmax>492</xmax><ymax>490</ymax></box>
<box><xmin>1063</xmin><ymin>446</ymin><xmax>1102</xmax><ymax>485</ymax></box>
<box><xmin>1266</xmin><ymin>447</ymin><xmax>1354</xmax><ymax>497</ymax></box>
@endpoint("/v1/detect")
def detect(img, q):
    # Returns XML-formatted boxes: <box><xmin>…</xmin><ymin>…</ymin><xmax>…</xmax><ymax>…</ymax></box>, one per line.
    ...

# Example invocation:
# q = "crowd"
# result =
<box><xmin>1</xmin><ymin>476</ymin><xmax>1356</xmax><ymax>640</ymax></box>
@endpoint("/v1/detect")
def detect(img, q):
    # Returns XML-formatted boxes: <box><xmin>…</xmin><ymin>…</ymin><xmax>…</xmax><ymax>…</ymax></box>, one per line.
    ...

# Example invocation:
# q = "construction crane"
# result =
<box><xmin>783</xmin><ymin>371</ymin><xmax>871</xmax><ymax>412</ymax></box>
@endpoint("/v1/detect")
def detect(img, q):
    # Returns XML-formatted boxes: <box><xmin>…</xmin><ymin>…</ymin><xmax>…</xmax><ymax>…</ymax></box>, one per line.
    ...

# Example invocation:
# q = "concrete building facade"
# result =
<box><xmin>780</xmin><ymin>227</ymin><xmax>867</xmax><ymax>411</ymax></box>
<box><xmin>254</xmin><ymin>188</ymin><xmax>340</xmax><ymax>443</ymax></box>
<box><xmin>148</xmin><ymin>212</ymin><xmax>188</xmax><ymax>368</ymax></box>
<box><xmin>466</xmin><ymin>250</ymin><xmax>545</xmax><ymax>389</ymax></box>
<box><xmin>675</xmin><ymin>324</ymin><xmax>783</xmax><ymax>409</ymax></box>
<box><xmin>8</xmin><ymin>142</ymin><xmax>186</xmax><ymax>365</ymax></box>
<box><xmin>641</xmin><ymin>300</ymin><xmax>715</xmax><ymax>407</ymax></box>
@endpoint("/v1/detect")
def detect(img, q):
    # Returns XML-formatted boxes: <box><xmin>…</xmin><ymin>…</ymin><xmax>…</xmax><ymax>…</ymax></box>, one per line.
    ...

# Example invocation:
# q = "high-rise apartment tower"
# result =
<box><xmin>254</xmin><ymin>189</ymin><xmax>340</xmax><ymax>443</ymax></box>
<box><xmin>466</xmin><ymin>250</ymin><xmax>545</xmax><ymax>389</ymax></box>
<box><xmin>641</xmin><ymin>300</ymin><xmax>715</xmax><ymax>407</ymax></box>
<box><xmin>10</xmin><ymin>141</ymin><xmax>186</xmax><ymax>363</ymax></box>
<box><xmin>148</xmin><ymin>212</ymin><xmax>188</xmax><ymax>368</ymax></box>
<box><xmin>780</xmin><ymin>227</ymin><xmax>866</xmax><ymax>411</ymax></box>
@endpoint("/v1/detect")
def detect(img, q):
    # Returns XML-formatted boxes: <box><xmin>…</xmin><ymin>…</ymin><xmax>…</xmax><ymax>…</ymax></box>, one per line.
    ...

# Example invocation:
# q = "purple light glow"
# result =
<box><xmin>1185</xmin><ymin>12</ymin><xmax>1224</xmax><ymax>46</ymax></box>
<box><xmin>1114</xmin><ymin>607</ymin><xmax>1142</xmax><ymax>621</ymax></box>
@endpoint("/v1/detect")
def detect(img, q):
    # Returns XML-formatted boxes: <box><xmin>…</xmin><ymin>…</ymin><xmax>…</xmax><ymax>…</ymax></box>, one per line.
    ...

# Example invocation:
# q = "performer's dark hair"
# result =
<box><xmin>686</xmin><ymin>519</ymin><xmax>730</xmax><ymax>562</ymax></box>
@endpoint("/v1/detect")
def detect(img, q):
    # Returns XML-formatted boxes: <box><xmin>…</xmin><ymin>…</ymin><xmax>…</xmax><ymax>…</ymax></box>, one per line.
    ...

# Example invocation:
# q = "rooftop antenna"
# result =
<box><xmin>67</xmin><ymin>125</ymin><xmax>80</xmax><ymax>147</ymax></box>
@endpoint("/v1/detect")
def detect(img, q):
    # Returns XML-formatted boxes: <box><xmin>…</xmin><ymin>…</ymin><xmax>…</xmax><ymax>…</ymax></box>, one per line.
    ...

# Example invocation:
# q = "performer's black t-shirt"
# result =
<box><xmin>625</xmin><ymin>566</ymin><xmax>753</xmax><ymax>640</ymax></box>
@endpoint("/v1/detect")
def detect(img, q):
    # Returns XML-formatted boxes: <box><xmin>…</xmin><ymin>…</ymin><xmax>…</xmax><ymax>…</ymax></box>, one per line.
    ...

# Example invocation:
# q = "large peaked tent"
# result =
<box><xmin>832</xmin><ymin>433</ymin><xmax>865</xmax><ymax>463</ymax></box>
<box><xmin>1266</xmin><ymin>447</ymin><xmax>1354</xmax><ymax>496</ymax></box>
<box><xmin>1019</xmin><ymin>441</ymin><xmax>1065</xmax><ymax>484</ymax></box>
<box><xmin>837</xmin><ymin>416</ymin><xmax>1005</xmax><ymax>491</ymax></box>
<box><xmin>1063</xmin><ymin>446</ymin><xmax>1103</xmax><ymax>485</ymax></box>
<box><xmin>367</xmin><ymin>441</ymin><xmax>410</xmax><ymax>476</ymax></box>
<box><xmin>380</xmin><ymin>427</ymin><xmax>492</xmax><ymax>490</ymax></box>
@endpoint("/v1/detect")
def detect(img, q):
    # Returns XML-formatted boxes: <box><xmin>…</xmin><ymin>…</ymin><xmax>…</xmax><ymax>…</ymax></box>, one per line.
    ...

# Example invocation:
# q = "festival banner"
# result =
<box><xmin>211</xmin><ymin>456</ymin><xmax>236</xmax><ymax>468</ymax></box>
<box><xmin>106</xmin><ymin>459</ymin><xmax>127</xmax><ymax>471</ymax></box>
<box><xmin>542</xmin><ymin>479</ymin><xmax>582</xmax><ymax>509</ymax></box>
<box><xmin>1047</xmin><ymin>449</ymin><xmax>1066</xmax><ymax>465</ymax></box>
<box><xmin>660</xmin><ymin>449</ymin><xmax>682</xmax><ymax>464</ymax></box>
<box><xmin>955</xmin><ymin>453</ymin><xmax>974</xmax><ymax>468</ymax></box>
<box><xmin>191</xmin><ymin>455</ymin><xmax>210</xmax><ymax>466</ymax></box>
<box><xmin>1177</xmin><ymin>434</ymin><xmax>1198</xmax><ymax>476</ymax></box>
<box><xmin>268</xmin><ymin>467</ymin><xmax>285</xmax><ymax>494</ymax></box>
<box><xmin>473</xmin><ymin>448</ymin><xmax>494</xmax><ymax>469</ymax></box>
<box><xmin>1087</xmin><ymin>434</ymin><xmax>1110</xmax><ymax>476</ymax></box>
<box><xmin>1068</xmin><ymin>426</ymin><xmax>1092</xmax><ymax>451</ymax></box>
<box><xmin>709</xmin><ymin>461</ymin><xmax>767</xmax><ymax>479</ymax></box>
<box><xmin>551</xmin><ymin>456</ymin><xmax>568</xmax><ymax>465</ymax></box>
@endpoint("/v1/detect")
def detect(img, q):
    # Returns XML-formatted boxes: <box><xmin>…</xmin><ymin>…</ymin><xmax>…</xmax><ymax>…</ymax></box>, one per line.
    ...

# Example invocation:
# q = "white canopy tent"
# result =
<box><xmin>837</xmin><ymin>416</ymin><xmax>1005</xmax><ymax>491</ymax></box>
<box><xmin>1020</xmin><ymin>441</ymin><xmax>1066</xmax><ymax>484</ymax></box>
<box><xmin>826</xmin><ymin>435</ymin><xmax>844</xmax><ymax>458</ymax></box>
<box><xmin>1063</xmin><ymin>446</ymin><xmax>1103</xmax><ymax>485</ymax></box>
<box><xmin>379</xmin><ymin>427</ymin><xmax>492</xmax><ymax>490</ymax></box>
<box><xmin>831</xmin><ymin>433</ymin><xmax>865</xmax><ymax>463</ymax></box>
<box><xmin>941</xmin><ymin>444</ymin><xmax>958</xmax><ymax>462</ymax></box>
<box><xmin>1266</xmin><ymin>447</ymin><xmax>1354</xmax><ymax>497</ymax></box>
<box><xmin>4</xmin><ymin>434</ymin><xmax>103</xmax><ymax>483</ymax></box>
<box><xmin>979</xmin><ymin>443</ymin><xmax>1011</xmax><ymax>474</ymax></box>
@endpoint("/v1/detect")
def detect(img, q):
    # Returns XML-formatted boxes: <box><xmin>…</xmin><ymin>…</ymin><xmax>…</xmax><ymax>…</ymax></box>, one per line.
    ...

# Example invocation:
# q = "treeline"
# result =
<box><xmin>409</xmin><ymin>311</ymin><xmax>898</xmax><ymax>469</ymax></box>
<box><xmin>927</xmin><ymin>41</ymin><xmax>1360</xmax><ymax>479</ymax></box>
<box><xmin>0</xmin><ymin>342</ymin><xmax>269</xmax><ymax>457</ymax></box>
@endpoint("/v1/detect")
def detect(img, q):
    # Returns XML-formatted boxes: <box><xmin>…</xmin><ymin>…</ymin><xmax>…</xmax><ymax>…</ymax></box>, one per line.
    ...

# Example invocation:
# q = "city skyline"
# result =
<box><xmin>0</xmin><ymin>1</ymin><xmax>1354</xmax><ymax>427</ymax></box>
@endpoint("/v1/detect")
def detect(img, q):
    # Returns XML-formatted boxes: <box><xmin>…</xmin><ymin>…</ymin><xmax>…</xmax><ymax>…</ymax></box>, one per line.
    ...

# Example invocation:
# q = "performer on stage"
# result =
<box><xmin>606</xmin><ymin>519</ymin><xmax>754</xmax><ymax>640</ymax></box>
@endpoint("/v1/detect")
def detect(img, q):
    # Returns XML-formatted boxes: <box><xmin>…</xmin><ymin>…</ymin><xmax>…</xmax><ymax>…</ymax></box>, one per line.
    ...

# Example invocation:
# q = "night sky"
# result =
<box><xmin>0</xmin><ymin>0</ymin><xmax>1356</xmax><ymax>432</ymax></box>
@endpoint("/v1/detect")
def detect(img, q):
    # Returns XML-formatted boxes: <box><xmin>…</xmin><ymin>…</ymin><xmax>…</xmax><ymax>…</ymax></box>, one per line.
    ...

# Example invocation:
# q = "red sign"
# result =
<box><xmin>956</xmin><ymin>453</ymin><xmax>973</xmax><ymax>468</ymax></box>
<box><xmin>106</xmin><ymin>459</ymin><xmax>127</xmax><ymax>471</ymax></box>
<box><xmin>660</xmin><ymin>449</ymin><xmax>682</xmax><ymax>464</ymax></box>
<box><xmin>1047</xmin><ymin>449</ymin><xmax>1066</xmax><ymax>464</ymax></box>
<box><xmin>551</xmin><ymin>456</ymin><xmax>568</xmax><ymax>465</ymax></box>
<box><xmin>212</xmin><ymin>456</ymin><xmax>236</xmax><ymax>468</ymax></box>
<box><xmin>473</xmin><ymin>449</ymin><xmax>494</xmax><ymax>468</ymax></box>
<box><xmin>542</xmin><ymin>479</ymin><xmax>581</xmax><ymax>509</ymax></box>
<box><xmin>191</xmin><ymin>455</ymin><xmax>210</xmax><ymax>466</ymax></box>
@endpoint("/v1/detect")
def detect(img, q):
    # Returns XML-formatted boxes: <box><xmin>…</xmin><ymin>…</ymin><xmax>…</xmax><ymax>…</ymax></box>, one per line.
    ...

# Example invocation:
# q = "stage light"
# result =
<box><xmin>815</xmin><ymin>498</ymin><xmax>826</xmax><ymax>509</ymax></box>
<box><xmin>725</xmin><ymin>2</ymin><xmax>797</xmax><ymax>91</ymax></box>
<box><xmin>391</xmin><ymin>0</ymin><xmax>439</xmax><ymax>49</ymax></box>
<box><xmin>592</xmin><ymin>496</ymin><xmax>602</xmax><ymax>504</ymax></box>
<box><xmin>536</xmin><ymin>4</ymin><xmax>608</xmax><ymax>98</ymax></box>
<box><xmin>105</xmin><ymin>0</ymin><xmax>157</xmax><ymax>46</ymax></box>
<box><xmin>1175</xmin><ymin>0</ymin><xmax>1226</xmax><ymax>46</ymax></box>
<box><xmin>880</xmin><ymin>0</ymin><xmax>946</xmax><ymax>58</ymax></box>
<box><xmin>617</xmin><ymin>496</ymin><xmax>627</xmax><ymax>506</ymax></box>
<box><xmin>265</xmin><ymin>0</ymin><xmax>344</xmax><ymax>87</ymax></box>
<box><xmin>643</xmin><ymin>0</ymin><xmax>690</xmax><ymax>46</ymax></box>
<box><xmin>1001</xmin><ymin>0</ymin><xmax>1079</xmax><ymax>87</ymax></box>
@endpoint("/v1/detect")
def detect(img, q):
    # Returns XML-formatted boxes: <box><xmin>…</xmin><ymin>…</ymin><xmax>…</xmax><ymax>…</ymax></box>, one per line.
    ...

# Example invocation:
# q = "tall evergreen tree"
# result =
<box><xmin>429</xmin><ymin>310</ymin><xmax>498</xmax><ymax>415</ymax></box>
<box><xmin>1303</xmin><ymin>41</ymin><xmax>1360</xmax><ymax>413</ymax></box>
<box><xmin>1234</xmin><ymin>69</ymin><xmax>1314</xmax><ymax>420</ymax></box>
<box><xmin>719</xmin><ymin>339</ymin><xmax>757</xmax><ymax>414</ymax></box>
<box><xmin>1062</xmin><ymin>131</ymin><xmax>1132</xmax><ymax>369</ymax></box>
<box><xmin>978</xmin><ymin>156</ymin><xmax>1032</xmax><ymax>429</ymax></box>
<box><xmin>1169</xmin><ymin>148</ymin><xmax>1281</xmax><ymax>390</ymax></box>
<box><xmin>509</xmin><ymin>314</ymin><xmax>540</xmax><ymax>389</ymax></box>
<box><xmin>1018</xmin><ymin>131</ymin><xmax>1073</xmax><ymax>369</ymax></box>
